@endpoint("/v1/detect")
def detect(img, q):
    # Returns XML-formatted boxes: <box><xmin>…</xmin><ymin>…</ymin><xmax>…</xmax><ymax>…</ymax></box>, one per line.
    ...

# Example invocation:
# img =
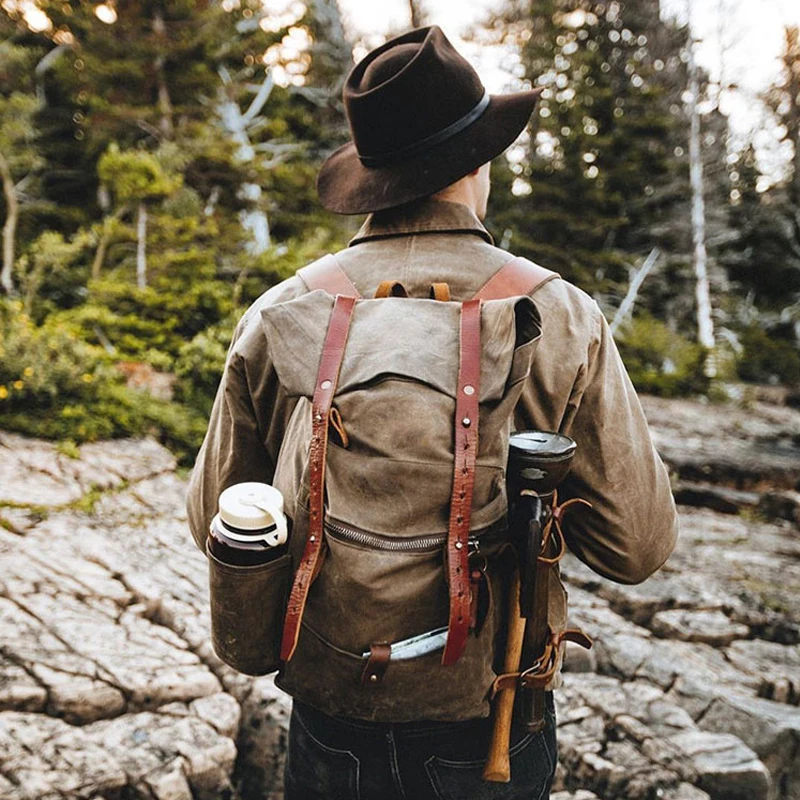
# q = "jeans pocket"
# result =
<box><xmin>425</xmin><ymin>720</ymin><xmax>556</xmax><ymax>800</ymax></box>
<box><xmin>285</xmin><ymin>704</ymin><xmax>361</xmax><ymax>800</ymax></box>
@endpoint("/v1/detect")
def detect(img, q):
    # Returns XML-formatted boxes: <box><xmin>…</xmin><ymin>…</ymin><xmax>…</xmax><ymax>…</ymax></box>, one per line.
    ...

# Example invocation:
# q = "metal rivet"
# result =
<box><xmin>463</xmin><ymin>385</ymin><xmax>475</xmax><ymax>396</ymax></box>
<box><xmin>462</xmin><ymin>417</ymin><xmax>471</xmax><ymax>427</ymax></box>
<box><xmin>455</xmin><ymin>541</ymin><xmax>463</xmax><ymax>550</ymax></box>
<box><xmin>369</xmin><ymin>674</ymin><xmax>378</xmax><ymax>683</ymax></box>
<box><xmin>309</xmin><ymin>535</ymin><xmax>316</xmax><ymax>542</ymax></box>
<box><xmin>321</xmin><ymin>380</ymin><xmax>332</xmax><ymax>390</ymax></box>
<box><xmin>314</xmin><ymin>414</ymin><xmax>323</xmax><ymax>423</ymax></box>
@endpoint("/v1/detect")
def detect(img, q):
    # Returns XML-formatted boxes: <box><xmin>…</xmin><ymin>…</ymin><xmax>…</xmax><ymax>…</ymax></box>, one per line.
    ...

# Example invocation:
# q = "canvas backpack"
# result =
<box><xmin>261</xmin><ymin>254</ymin><xmax>559</xmax><ymax>722</ymax></box>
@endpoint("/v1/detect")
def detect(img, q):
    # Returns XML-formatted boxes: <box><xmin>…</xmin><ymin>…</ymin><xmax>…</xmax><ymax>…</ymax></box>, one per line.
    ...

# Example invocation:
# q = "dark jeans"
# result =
<box><xmin>284</xmin><ymin>694</ymin><xmax>557</xmax><ymax>800</ymax></box>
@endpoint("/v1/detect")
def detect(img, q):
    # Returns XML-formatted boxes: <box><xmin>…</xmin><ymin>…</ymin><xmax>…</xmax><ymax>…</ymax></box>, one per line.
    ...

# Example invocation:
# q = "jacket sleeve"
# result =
<box><xmin>185</xmin><ymin>343</ymin><xmax>276</xmax><ymax>554</ymax></box>
<box><xmin>557</xmin><ymin>305</ymin><xmax>679</xmax><ymax>584</ymax></box>
<box><xmin>185</xmin><ymin>277</ymin><xmax>305</xmax><ymax>553</ymax></box>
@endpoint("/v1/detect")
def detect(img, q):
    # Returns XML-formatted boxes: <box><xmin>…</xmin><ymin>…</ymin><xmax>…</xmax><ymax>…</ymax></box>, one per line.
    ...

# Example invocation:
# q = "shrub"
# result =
<box><xmin>736</xmin><ymin>324</ymin><xmax>800</xmax><ymax>386</ymax></box>
<box><xmin>174</xmin><ymin>318</ymin><xmax>235</xmax><ymax>415</ymax></box>
<box><xmin>615</xmin><ymin>313</ymin><xmax>709</xmax><ymax>397</ymax></box>
<box><xmin>0</xmin><ymin>299</ymin><xmax>206</xmax><ymax>464</ymax></box>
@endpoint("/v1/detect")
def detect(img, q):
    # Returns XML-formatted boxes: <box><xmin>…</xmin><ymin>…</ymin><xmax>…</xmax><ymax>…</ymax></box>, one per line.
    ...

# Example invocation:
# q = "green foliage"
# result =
<box><xmin>615</xmin><ymin>313</ymin><xmax>709</xmax><ymax>396</ymax></box>
<box><xmin>486</xmin><ymin>0</ymin><xmax>689</xmax><ymax>297</ymax></box>
<box><xmin>736</xmin><ymin>325</ymin><xmax>800</xmax><ymax>386</ymax></box>
<box><xmin>0</xmin><ymin>92</ymin><xmax>43</xmax><ymax>174</ymax></box>
<box><xmin>0</xmin><ymin>0</ymin><xmax>356</xmax><ymax>459</ymax></box>
<box><xmin>174</xmin><ymin>320</ymin><xmax>235</xmax><ymax>415</ymax></box>
<box><xmin>55</xmin><ymin>275</ymin><xmax>234</xmax><ymax>364</ymax></box>
<box><xmin>98</xmin><ymin>143</ymin><xmax>182</xmax><ymax>204</ymax></box>
<box><xmin>15</xmin><ymin>229</ymin><xmax>94</xmax><ymax>321</ymax></box>
<box><xmin>0</xmin><ymin>299</ymin><xmax>206</xmax><ymax>463</ymax></box>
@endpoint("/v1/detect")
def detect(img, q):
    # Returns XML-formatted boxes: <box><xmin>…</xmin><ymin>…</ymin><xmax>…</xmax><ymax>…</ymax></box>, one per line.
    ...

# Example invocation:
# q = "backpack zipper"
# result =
<box><xmin>325</xmin><ymin>518</ymin><xmax>483</xmax><ymax>554</ymax></box>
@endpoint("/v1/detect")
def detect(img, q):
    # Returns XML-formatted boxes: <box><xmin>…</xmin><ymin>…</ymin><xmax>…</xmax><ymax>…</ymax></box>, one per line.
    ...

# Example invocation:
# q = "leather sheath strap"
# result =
<box><xmin>280</xmin><ymin>294</ymin><xmax>357</xmax><ymax>662</ymax></box>
<box><xmin>361</xmin><ymin>643</ymin><xmax>392</xmax><ymax>686</ymax></box>
<box><xmin>442</xmin><ymin>298</ymin><xmax>483</xmax><ymax>666</ymax></box>
<box><xmin>473</xmin><ymin>257</ymin><xmax>559</xmax><ymax>301</ymax></box>
<box><xmin>298</xmin><ymin>254</ymin><xmax>362</xmax><ymax>299</ymax></box>
<box><xmin>492</xmin><ymin>492</ymin><xmax>593</xmax><ymax>724</ymax></box>
<box><xmin>430</xmin><ymin>282</ymin><xmax>451</xmax><ymax>302</ymax></box>
<box><xmin>490</xmin><ymin>628</ymin><xmax>593</xmax><ymax>697</ymax></box>
<box><xmin>374</xmin><ymin>280</ymin><xmax>409</xmax><ymax>298</ymax></box>
<box><xmin>523</xmin><ymin>492</ymin><xmax>591</xmax><ymax>729</ymax></box>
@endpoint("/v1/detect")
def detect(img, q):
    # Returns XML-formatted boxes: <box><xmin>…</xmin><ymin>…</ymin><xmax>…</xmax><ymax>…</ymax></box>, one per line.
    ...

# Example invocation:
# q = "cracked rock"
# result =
<box><xmin>650</xmin><ymin>608</ymin><xmax>751</xmax><ymax>647</ymax></box>
<box><xmin>667</xmin><ymin>730</ymin><xmax>770</xmax><ymax>800</ymax></box>
<box><xmin>2</xmin><ymin>405</ymin><xmax>799</xmax><ymax>800</ymax></box>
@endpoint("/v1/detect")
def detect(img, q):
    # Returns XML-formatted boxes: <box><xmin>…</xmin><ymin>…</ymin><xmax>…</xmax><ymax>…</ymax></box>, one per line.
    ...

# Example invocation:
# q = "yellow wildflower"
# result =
<box><xmin>12</xmin><ymin>380</ymin><xmax>23</xmax><ymax>390</ymax></box>
<box><xmin>23</xmin><ymin>366</ymin><xmax>34</xmax><ymax>377</ymax></box>
<box><xmin>81</xmin><ymin>373</ymin><xmax>93</xmax><ymax>383</ymax></box>
<box><xmin>0</xmin><ymin>386</ymin><xmax>8</xmax><ymax>400</ymax></box>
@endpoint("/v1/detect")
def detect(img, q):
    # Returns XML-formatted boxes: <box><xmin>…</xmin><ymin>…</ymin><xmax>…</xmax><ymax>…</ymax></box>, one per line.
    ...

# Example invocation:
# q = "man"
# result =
<box><xmin>187</xmin><ymin>26</ymin><xmax>678</xmax><ymax>800</ymax></box>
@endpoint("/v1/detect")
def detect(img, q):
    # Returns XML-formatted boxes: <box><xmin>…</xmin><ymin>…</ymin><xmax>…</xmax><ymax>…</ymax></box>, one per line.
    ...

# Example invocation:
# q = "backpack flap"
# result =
<box><xmin>260</xmin><ymin>291</ymin><xmax>541</xmax><ymax>404</ymax></box>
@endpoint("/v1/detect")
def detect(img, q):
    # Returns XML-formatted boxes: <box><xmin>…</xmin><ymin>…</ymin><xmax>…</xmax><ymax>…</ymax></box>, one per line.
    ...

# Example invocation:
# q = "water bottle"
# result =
<box><xmin>208</xmin><ymin>482</ymin><xmax>289</xmax><ymax>567</ymax></box>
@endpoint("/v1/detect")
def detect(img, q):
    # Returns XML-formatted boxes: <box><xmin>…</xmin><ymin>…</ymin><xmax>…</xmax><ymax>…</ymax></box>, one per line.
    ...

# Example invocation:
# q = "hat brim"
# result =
<box><xmin>317</xmin><ymin>88</ymin><xmax>543</xmax><ymax>215</ymax></box>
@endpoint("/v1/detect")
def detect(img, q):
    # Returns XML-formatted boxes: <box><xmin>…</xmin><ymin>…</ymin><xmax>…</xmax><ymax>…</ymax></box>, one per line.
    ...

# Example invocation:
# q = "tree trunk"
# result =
<box><xmin>153</xmin><ymin>11</ymin><xmax>174</xmax><ymax>138</ymax></box>
<box><xmin>610</xmin><ymin>248</ymin><xmax>661</xmax><ymax>336</ymax></box>
<box><xmin>216</xmin><ymin>69</ymin><xmax>273</xmax><ymax>254</ymax></box>
<box><xmin>686</xmin><ymin>15</ymin><xmax>716</xmax><ymax>373</ymax></box>
<box><xmin>136</xmin><ymin>202</ymin><xmax>147</xmax><ymax>289</ymax></box>
<box><xmin>0</xmin><ymin>151</ymin><xmax>18</xmax><ymax>296</ymax></box>
<box><xmin>92</xmin><ymin>204</ymin><xmax>129</xmax><ymax>281</ymax></box>
<box><xmin>408</xmin><ymin>0</ymin><xmax>425</xmax><ymax>27</ymax></box>
<box><xmin>784</xmin><ymin>28</ymin><xmax>800</xmax><ymax>230</ymax></box>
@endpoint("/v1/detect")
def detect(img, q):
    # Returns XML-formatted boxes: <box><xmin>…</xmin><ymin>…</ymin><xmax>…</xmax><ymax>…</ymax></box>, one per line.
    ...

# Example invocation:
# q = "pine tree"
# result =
<box><xmin>485</xmin><ymin>0</ymin><xmax>686</xmax><ymax>298</ymax></box>
<box><xmin>723</xmin><ymin>28</ymin><xmax>800</xmax><ymax>313</ymax></box>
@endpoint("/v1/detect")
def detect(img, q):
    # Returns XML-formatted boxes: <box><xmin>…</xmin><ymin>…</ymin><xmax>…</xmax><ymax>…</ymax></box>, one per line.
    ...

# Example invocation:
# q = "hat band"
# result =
<box><xmin>358</xmin><ymin>91</ymin><xmax>490</xmax><ymax>168</ymax></box>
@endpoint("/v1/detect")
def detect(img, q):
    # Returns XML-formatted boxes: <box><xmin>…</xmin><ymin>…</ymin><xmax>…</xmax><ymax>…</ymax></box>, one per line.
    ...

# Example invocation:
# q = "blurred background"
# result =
<box><xmin>1</xmin><ymin>3</ymin><xmax>799</xmax><ymax>800</ymax></box>
<box><xmin>1</xmin><ymin>0</ymin><xmax>800</xmax><ymax>458</ymax></box>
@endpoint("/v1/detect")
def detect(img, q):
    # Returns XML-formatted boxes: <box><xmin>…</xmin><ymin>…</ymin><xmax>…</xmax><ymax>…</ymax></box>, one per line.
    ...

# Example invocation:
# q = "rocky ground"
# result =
<box><xmin>0</xmin><ymin>395</ymin><xmax>799</xmax><ymax>800</ymax></box>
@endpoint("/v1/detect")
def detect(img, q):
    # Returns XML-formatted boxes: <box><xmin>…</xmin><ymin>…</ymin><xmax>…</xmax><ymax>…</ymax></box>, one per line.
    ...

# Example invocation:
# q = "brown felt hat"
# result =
<box><xmin>317</xmin><ymin>26</ymin><xmax>543</xmax><ymax>215</ymax></box>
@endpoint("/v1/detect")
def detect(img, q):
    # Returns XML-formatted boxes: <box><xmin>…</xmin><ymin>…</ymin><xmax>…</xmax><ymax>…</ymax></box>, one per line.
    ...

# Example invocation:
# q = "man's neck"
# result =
<box><xmin>432</xmin><ymin>186</ymin><xmax>478</xmax><ymax>217</ymax></box>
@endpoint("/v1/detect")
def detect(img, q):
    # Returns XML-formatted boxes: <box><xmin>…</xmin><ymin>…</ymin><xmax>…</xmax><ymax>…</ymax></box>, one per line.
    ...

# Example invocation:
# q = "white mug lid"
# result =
<box><xmin>218</xmin><ymin>482</ymin><xmax>285</xmax><ymax>531</ymax></box>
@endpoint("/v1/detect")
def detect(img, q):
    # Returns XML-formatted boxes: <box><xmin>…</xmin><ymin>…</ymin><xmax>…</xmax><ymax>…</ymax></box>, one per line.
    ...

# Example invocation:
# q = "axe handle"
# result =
<box><xmin>483</xmin><ymin>566</ymin><xmax>526</xmax><ymax>783</ymax></box>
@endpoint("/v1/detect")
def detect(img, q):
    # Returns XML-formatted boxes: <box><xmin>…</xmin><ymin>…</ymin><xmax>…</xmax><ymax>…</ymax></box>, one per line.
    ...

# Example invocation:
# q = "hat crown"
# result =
<box><xmin>344</xmin><ymin>27</ymin><xmax>486</xmax><ymax>163</ymax></box>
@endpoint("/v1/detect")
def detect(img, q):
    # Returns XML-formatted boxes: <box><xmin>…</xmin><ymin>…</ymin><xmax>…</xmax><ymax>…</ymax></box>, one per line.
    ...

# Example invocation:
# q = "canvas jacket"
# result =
<box><xmin>187</xmin><ymin>198</ymin><xmax>679</xmax><ymax>692</ymax></box>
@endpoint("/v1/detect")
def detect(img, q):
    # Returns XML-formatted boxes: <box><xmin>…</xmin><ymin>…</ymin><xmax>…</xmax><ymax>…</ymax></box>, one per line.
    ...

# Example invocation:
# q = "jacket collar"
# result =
<box><xmin>349</xmin><ymin>198</ymin><xmax>494</xmax><ymax>246</ymax></box>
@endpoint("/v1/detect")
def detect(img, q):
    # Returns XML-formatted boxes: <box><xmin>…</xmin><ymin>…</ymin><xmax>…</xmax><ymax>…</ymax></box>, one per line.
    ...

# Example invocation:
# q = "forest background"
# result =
<box><xmin>1</xmin><ymin>0</ymin><xmax>799</xmax><ymax>466</ymax></box>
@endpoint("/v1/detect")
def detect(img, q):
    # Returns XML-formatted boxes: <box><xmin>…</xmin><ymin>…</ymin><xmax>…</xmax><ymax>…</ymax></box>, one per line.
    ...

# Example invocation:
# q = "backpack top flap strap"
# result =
<box><xmin>280</xmin><ymin>294</ymin><xmax>357</xmax><ymax>663</ymax></box>
<box><xmin>473</xmin><ymin>257</ymin><xmax>559</xmax><ymax>301</ymax></box>
<box><xmin>442</xmin><ymin>297</ymin><xmax>482</xmax><ymax>666</ymax></box>
<box><xmin>298</xmin><ymin>254</ymin><xmax>363</xmax><ymax>299</ymax></box>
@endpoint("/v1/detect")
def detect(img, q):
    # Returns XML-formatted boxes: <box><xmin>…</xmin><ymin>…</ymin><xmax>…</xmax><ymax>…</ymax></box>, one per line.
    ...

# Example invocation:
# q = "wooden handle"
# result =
<box><xmin>483</xmin><ymin>568</ymin><xmax>526</xmax><ymax>783</ymax></box>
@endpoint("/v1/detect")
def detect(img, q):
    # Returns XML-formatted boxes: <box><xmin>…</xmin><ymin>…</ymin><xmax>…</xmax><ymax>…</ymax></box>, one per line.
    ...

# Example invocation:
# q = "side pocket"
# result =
<box><xmin>207</xmin><ymin>545</ymin><xmax>292</xmax><ymax>675</ymax></box>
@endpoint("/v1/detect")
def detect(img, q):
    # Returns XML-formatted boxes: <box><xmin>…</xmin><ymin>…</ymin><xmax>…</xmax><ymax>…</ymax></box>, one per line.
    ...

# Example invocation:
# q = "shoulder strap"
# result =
<box><xmin>297</xmin><ymin>254</ymin><xmax>362</xmax><ymax>299</ymax></box>
<box><xmin>280</xmin><ymin>294</ymin><xmax>357</xmax><ymax>663</ymax></box>
<box><xmin>473</xmin><ymin>257</ymin><xmax>559</xmax><ymax>301</ymax></box>
<box><xmin>442</xmin><ymin>298</ymin><xmax>482</xmax><ymax>666</ymax></box>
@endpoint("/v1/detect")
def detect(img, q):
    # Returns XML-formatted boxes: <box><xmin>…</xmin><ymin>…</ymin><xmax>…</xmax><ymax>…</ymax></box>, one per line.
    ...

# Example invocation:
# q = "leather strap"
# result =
<box><xmin>280</xmin><ymin>294</ymin><xmax>357</xmax><ymax>662</ymax></box>
<box><xmin>442</xmin><ymin>298</ymin><xmax>482</xmax><ymax>666</ymax></box>
<box><xmin>298</xmin><ymin>254</ymin><xmax>362</xmax><ymax>298</ymax></box>
<box><xmin>473</xmin><ymin>257</ymin><xmax>559</xmax><ymax>301</ymax></box>
<box><xmin>430</xmin><ymin>283</ymin><xmax>451</xmax><ymax>302</ymax></box>
<box><xmin>374</xmin><ymin>280</ymin><xmax>408</xmax><ymax>298</ymax></box>
<box><xmin>490</xmin><ymin>628</ymin><xmax>593</xmax><ymax>697</ymax></box>
<box><xmin>361</xmin><ymin>643</ymin><xmax>391</xmax><ymax>686</ymax></box>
